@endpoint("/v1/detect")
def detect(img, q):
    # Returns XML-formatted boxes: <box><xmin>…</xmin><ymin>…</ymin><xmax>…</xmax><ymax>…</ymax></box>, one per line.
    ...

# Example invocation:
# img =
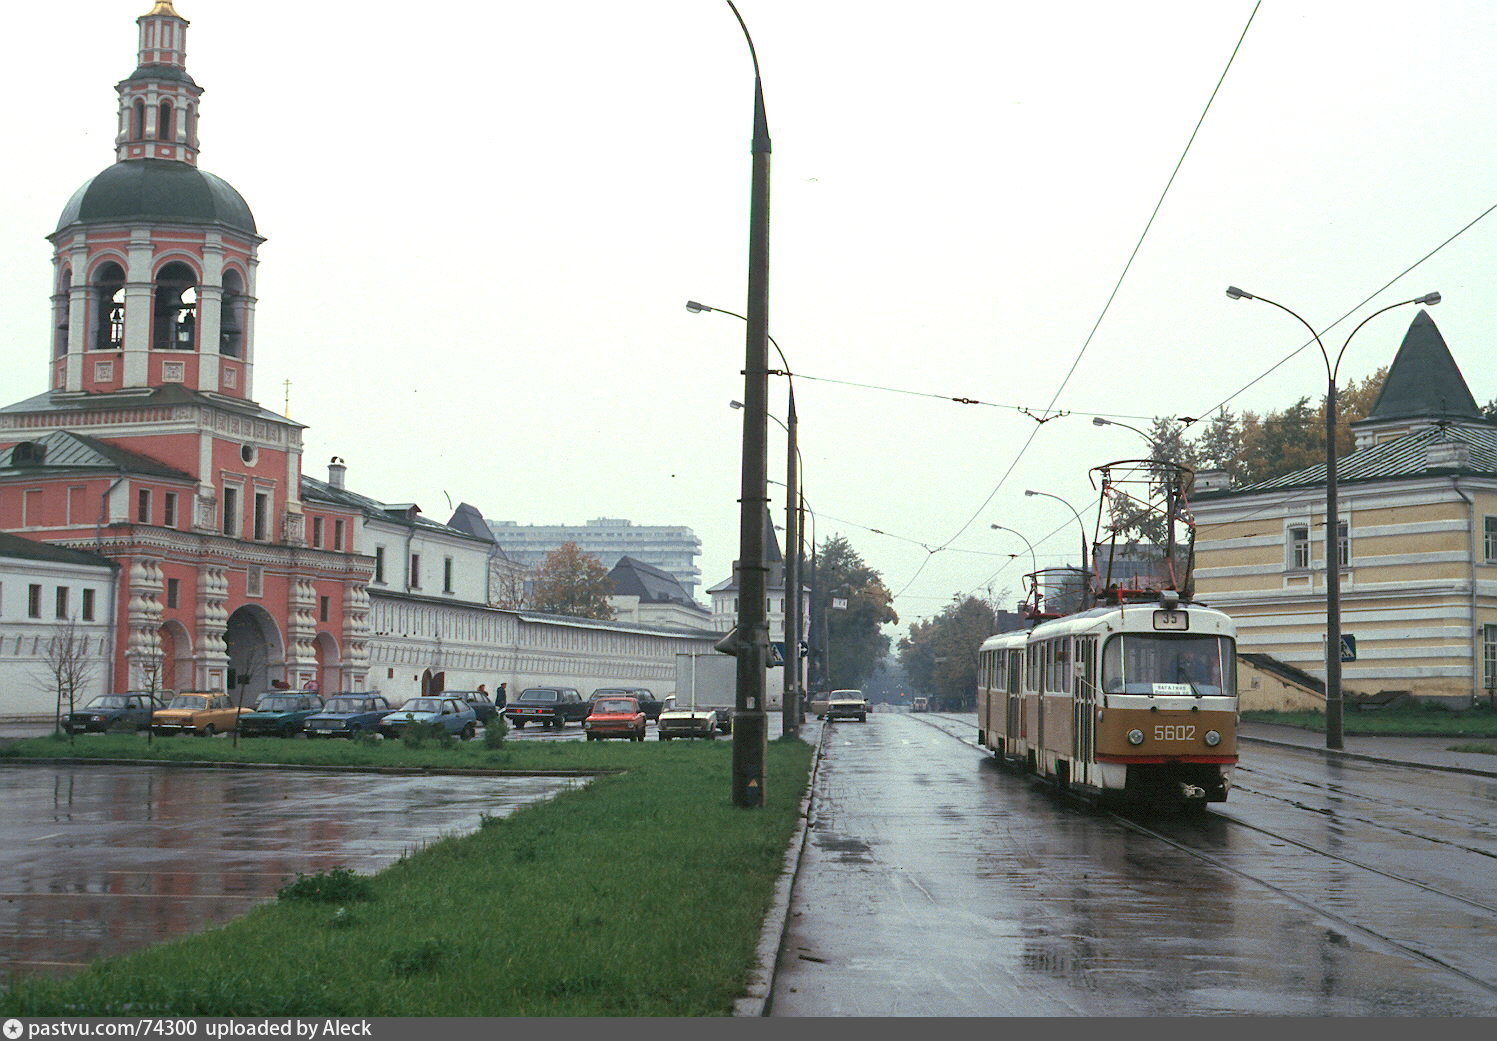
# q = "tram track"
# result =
<box><xmin>916</xmin><ymin>710</ymin><xmax>1497</xmax><ymax>998</ymax></box>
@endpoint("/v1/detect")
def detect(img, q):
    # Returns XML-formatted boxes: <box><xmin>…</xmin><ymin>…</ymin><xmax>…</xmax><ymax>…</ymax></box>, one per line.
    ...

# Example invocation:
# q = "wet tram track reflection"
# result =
<box><xmin>914</xmin><ymin>712</ymin><xmax>1497</xmax><ymax>1001</ymax></box>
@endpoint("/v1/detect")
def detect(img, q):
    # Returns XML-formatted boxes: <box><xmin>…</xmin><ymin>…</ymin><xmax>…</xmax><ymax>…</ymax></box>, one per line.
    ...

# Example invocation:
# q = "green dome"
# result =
<box><xmin>55</xmin><ymin>158</ymin><xmax>257</xmax><ymax>235</ymax></box>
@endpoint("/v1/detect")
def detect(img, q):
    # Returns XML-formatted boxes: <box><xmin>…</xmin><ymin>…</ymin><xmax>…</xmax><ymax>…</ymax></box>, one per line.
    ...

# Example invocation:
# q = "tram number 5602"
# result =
<box><xmin>1155</xmin><ymin>724</ymin><xmax>1197</xmax><ymax>741</ymax></box>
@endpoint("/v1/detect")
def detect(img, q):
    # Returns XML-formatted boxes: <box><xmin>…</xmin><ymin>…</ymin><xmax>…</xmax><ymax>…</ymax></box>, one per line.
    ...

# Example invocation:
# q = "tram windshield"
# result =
<box><xmin>1101</xmin><ymin>635</ymin><xmax>1235</xmax><ymax>696</ymax></box>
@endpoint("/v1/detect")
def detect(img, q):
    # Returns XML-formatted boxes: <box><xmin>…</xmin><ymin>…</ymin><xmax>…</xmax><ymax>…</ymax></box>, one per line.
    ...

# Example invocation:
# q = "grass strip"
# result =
<box><xmin>1242</xmin><ymin>705</ymin><xmax>1497</xmax><ymax>738</ymax></box>
<box><xmin>0</xmin><ymin>734</ymin><xmax>813</xmax><ymax>1017</ymax></box>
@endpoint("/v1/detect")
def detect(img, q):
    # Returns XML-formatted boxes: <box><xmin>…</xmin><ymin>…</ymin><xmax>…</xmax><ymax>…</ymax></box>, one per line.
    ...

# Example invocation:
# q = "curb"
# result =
<box><xmin>1239</xmin><ymin>734</ymin><xmax>1497</xmax><ymax>780</ymax></box>
<box><xmin>733</xmin><ymin>722</ymin><xmax>826</xmax><ymax>1018</ymax></box>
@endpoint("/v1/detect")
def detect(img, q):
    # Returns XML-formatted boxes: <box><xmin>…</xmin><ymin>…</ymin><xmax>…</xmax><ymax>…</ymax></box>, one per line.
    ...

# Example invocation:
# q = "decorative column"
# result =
<box><xmin>193</xmin><ymin>565</ymin><xmax>229</xmax><ymax>689</ymax></box>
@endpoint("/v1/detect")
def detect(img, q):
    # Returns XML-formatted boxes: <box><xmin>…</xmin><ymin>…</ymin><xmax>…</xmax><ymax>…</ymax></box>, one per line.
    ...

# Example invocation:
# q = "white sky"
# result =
<box><xmin>5</xmin><ymin>1</ymin><xmax>1497</xmax><ymax>634</ymax></box>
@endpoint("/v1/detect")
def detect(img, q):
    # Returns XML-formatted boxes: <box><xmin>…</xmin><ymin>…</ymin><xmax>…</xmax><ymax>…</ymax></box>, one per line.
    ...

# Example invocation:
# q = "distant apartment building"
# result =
<box><xmin>488</xmin><ymin>518</ymin><xmax>703</xmax><ymax>599</ymax></box>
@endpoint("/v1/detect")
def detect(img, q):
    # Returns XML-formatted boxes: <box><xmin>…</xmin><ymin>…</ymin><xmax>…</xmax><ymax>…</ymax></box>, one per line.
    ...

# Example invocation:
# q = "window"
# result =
<box><xmin>28</xmin><ymin>584</ymin><xmax>42</xmax><ymax>618</ymax></box>
<box><xmin>443</xmin><ymin>557</ymin><xmax>454</xmax><ymax>593</ymax></box>
<box><xmin>1486</xmin><ymin>625</ymin><xmax>1497</xmax><ymax>691</ymax></box>
<box><xmin>56</xmin><ymin>586</ymin><xmax>70</xmax><ymax>619</ymax></box>
<box><xmin>1485</xmin><ymin>517</ymin><xmax>1497</xmax><ymax>563</ymax></box>
<box><xmin>163</xmin><ymin>492</ymin><xmax>177</xmax><ymax>528</ymax></box>
<box><xmin>152</xmin><ymin>262</ymin><xmax>197</xmax><ymax>351</ymax></box>
<box><xmin>253</xmin><ymin>491</ymin><xmax>270</xmax><ymax>541</ymax></box>
<box><xmin>319</xmin><ymin>596</ymin><xmax>330</xmax><ymax>622</ymax></box>
<box><xmin>334</xmin><ymin>518</ymin><xmax>345</xmax><ymax>551</ymax></box>
<box><xmin>137</xmin><ymin>488</ymin><xmax>151</xmax><ymax>524</ymax></box>
<box><xmin>222</xmin><ymin>485</ymin><xmax>240</xmax><ymax>536</ymax></box>
<box><xmin>312</xmin><ymin>516</ymin><xmax>325</xmax><ymax>548</ymax></box>
<box><xmin>1288</xmin><ymin>525</ymin><xmax>1310</xmax><ymax>569</ymax></box>
<box><xmin>166</xmin><ymin>578</ymin><xmax>180</xmax><ymax>609</ymax></box>
<box><xmin>1337</xmin><ymin>520</ymin><xmax>1349</xmax><ymax>568</ymax></box>
<box><xmin>410</xmin><ymin>553</ymin><xmax>421</xmax><ymax>589</ymax></box>
<box><xmin>82</xmin><ymin>588</ymin><xmax>95</xmax><ymax>621</ymax></box>
<box><xmin>374</xmin><ymin>546</ymin><xmax>386</xmax><ymax>584</ymax></box>
<box><xmin>94</xmin><ymin>262</ymin><xmax>126</xmax><ymax>350</ymax></box>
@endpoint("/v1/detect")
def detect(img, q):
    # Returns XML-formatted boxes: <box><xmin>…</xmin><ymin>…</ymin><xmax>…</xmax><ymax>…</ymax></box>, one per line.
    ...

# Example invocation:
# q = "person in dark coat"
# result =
<box><xmin>495</xmin><ymin>683</ymin><xmax>508</xmax><ymax>708</ymax></box>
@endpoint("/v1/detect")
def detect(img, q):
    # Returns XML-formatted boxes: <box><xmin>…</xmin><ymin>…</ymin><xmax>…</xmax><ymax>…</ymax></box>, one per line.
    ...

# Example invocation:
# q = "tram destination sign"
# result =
<box><xmin>1152</xmin><ymin>609</ymin><xmax>1190</xmax><ymax>631</ymax></box>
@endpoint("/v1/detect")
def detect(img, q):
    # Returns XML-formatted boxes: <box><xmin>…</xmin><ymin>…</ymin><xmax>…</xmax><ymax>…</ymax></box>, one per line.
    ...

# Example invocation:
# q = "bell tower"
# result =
<box><xmin>48</xmin><ymin>1</ymin><xmax>262</xmax><ymax>402</ymax></box>
<box><xmin>117</xmin><ymin>1</ymin><xmax>203</xmax><ymax>167</ymax></box>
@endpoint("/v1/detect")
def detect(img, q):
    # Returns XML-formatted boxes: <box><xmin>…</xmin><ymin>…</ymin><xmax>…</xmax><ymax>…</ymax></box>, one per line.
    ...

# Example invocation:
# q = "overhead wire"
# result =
<box><xmin>889</xmin><ymin>1</ymin><xmax>1262</xmax><ymax>602</ymax></box>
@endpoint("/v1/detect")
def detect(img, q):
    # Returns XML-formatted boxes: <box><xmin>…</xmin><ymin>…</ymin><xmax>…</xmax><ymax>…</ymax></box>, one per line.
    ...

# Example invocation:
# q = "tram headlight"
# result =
<box><xmin>1204</xmin><ymin>729</ymin><xmax>1221</xmax><ymax>747</ymax></box>
<box><xmin>1127</xmin><ymin>729</ymin><xmax>1145</xmax><ymax>746</ymax></box>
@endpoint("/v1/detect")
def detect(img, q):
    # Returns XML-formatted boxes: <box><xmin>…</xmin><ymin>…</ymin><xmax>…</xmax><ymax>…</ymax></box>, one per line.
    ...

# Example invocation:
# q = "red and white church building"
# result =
<box><xmin>0</xmin><ymin>1</ymin><xmax>373</xmax><ymax>703</ymax></box>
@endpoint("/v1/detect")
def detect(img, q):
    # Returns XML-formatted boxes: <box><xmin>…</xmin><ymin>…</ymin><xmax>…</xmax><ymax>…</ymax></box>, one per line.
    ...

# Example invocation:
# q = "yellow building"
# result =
<box><xmin>1193</xmin><ymin>310</ymin><xmax>1497</xmax><ymax>709</ymax></box>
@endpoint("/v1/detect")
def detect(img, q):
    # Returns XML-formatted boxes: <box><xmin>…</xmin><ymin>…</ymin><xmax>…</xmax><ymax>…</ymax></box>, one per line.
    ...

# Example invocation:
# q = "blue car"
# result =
<box><xmin>302</xmin><ymin>693</ymin><xmax>395</xmax><ymax>739</ymax></box>
<box><xmin>63</xmin><ymin>691</ymin><xmax>165</xmax><ymax>734</ymax></box>
<box><xmin>379</xmin><ymin>696</ymin><xmax>479</xmax><ymax>740</ymax></box>
<box><xmin>238</xmin><ymin>692</ymin><xmax>325</xmax><ymax>737</ymax></box>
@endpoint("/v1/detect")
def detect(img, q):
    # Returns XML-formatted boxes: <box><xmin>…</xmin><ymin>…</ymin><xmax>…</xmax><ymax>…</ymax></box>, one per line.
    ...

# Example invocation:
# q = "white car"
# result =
<box><xmin>824</xmin><ymin>690</ymin><xmax>869</xmax><ymax>722</ymax></box>
<box><xmin>657</xmin><ymin>707</ymin><xmax>718</xmax><ymax>740</ymax></box>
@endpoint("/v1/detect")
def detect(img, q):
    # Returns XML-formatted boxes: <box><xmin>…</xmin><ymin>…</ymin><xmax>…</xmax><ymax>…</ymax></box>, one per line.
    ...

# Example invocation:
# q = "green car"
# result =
<box><xmin>238</xmin><ymin>692</ymin><xmax>325</xmax><ymax>737</ymax></box>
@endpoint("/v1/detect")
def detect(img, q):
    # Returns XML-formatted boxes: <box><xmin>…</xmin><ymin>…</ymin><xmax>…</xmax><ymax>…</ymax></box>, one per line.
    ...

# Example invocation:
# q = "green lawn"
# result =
<box><xmin>0</xmin><ymin>730</ymin><xmax>814</xmax><ymax>1016</ymax></box>
<box><xmin>1243</xmin><ymin>703</ymin><xmax>1497</xmax><ymax>738</ymax></box>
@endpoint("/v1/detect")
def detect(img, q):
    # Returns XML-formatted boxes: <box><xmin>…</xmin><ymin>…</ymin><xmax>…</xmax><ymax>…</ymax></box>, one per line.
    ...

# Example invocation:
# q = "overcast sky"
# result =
<box><xmin>5</xmin><ymin>1</ymin><xmax>1497</xmax><ymax>633</ymax></box>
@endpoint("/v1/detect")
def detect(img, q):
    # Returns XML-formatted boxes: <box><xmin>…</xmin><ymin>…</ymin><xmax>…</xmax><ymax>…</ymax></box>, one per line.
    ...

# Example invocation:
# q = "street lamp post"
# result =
<box><xmin>707</xmin><ymin>301</ymin><xmax>801</xmax><ymax>743</ymax></box>
<box><xmin>1024</xmin><ymin>489</ymin><xmax>1089</xmax><ymax>574</ymax></box>
<box><xmin>1225</xmin><ymin>285</ymin><xmax>1440</xmax><ymax>751</ymax></box>
<box><xmin>989</xmin><ymin>524</ymin><xmax>1038</xmax><ymax>577</ymax></box>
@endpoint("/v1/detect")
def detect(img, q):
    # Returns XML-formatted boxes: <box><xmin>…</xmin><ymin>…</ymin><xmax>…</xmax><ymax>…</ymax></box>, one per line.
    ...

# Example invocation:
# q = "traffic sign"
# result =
<box><xmin>1340</xmin><ymin>634</ymin><xmax>1357</xmax><ymax>663</ymax></box>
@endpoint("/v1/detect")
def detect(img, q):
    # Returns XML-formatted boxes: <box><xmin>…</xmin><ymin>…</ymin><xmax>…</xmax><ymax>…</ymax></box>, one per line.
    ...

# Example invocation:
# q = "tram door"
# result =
<box><xmin>1073</xmin><ymin>635</ymin><xmax>1098</xmax><ymax>785</ymax></box>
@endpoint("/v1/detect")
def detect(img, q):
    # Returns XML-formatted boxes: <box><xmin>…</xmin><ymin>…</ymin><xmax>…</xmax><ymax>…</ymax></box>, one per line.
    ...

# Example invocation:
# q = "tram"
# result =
<box><xmin>975</xmin><ymin>460</ymin><xmax>1239</xmax><ymax>810</ymax></box>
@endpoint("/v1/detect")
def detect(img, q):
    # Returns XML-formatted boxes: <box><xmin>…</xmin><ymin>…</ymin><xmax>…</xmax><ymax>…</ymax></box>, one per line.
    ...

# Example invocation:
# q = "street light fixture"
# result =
<box><xmin>1091</xmin><ymin>415</ymin><xmax>1159</xmax><ymax>450</ymax></box>
<box><xmin>1225</xmin><ymin>285</ymin><xmax>1440</xmax><ymax>751</ymax></box>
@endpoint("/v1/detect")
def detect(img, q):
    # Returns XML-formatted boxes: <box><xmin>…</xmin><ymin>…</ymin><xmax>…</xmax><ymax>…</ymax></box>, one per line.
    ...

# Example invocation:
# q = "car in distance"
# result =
<box><xmin>379</xmin><ymin>696</ymin><xmax>479</xmax><ymax>740</ymax></box>
<box><xmin>302</xmin><ymin>693</ymin><xmax>395</xmax><ymax>738</ymax></box>
<box><xmin>657</xmin><ymin>706</ymin><xmax>717</xmax><ymax>740</ymax></box>
<box><xmin>824</xmin><ymin>690</ymin><xmax>869</xmax><ymax>722</ymax></box>
<box><xmin>504</xmin><ymin>687</ymin><xmax>588</xmax><ymax>729</ymax></box>
<box><xmin>448</xmin><ymin>690</ymin><xmax>500</xmax><ymax>724</ymax></box>
<box><xmin>151</xmin><ymin>692</ymin><xmax>246</xmax><ymax>736</ymax></box>
<box><xmin>238</xmin><ymin>691</ymin><xmax>325</xmax><ymax>737</ymax></box>
<box><xmin>583</xmin><ymin>695</ymin><xmax>647</xmax><ymax>742</ymax></box>
<box><xmin>808</xmin><ymin>691</ymin><xmax>832</xmax><ymax>719</ymax></box>
<box><xmin>589</xmin><ymin>687</ymin><xmax>674</xmax><ymax>722</ymax></box>
<box><xmin>911</xmin><ymin>696</ymin><xmax>930</xmax><ymax>713</ymax></box>
<box><xmin>63</xmin><ymin>691</ymin><xmax>165</xmax><ymax>734</ymax></box>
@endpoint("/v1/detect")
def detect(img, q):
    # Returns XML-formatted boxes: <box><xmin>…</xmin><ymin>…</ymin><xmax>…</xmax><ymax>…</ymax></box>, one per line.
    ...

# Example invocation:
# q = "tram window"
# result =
<box><xmin>1101</xmin><ymin>635</ymin><xmax>1235</xmax><ymax>695</ymax></box>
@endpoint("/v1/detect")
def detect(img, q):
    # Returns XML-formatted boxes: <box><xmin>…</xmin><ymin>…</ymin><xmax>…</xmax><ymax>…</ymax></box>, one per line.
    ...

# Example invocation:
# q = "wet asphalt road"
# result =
<box><xmin>769</xmin><ymin>711</ymin><xmax>1497</xmax><ymax>1016</ymax></box>
<box><xmin>0</xmin><ymin>762</ymin><xmax>582</xmax><ymax>981</ymax></box>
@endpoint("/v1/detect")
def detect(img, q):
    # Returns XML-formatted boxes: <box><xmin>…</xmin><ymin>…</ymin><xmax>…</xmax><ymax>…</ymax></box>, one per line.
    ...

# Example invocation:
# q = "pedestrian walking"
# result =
<box><xmin>495</xmin><ymin>682</ymin><xmax>508</xmax><ymax>708</ymax></box>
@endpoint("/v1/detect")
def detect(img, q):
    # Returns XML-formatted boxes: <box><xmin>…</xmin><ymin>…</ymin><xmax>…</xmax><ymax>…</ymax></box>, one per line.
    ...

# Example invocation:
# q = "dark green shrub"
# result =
<box><xmin>483</xmin><ymin>716</ymin><xmax>509</xmax><ymax>749</ymax></box>
<box><xmin>277</xmin><ymin>866</ymin><xmax>374</xmax><ymax>904</ymax></box>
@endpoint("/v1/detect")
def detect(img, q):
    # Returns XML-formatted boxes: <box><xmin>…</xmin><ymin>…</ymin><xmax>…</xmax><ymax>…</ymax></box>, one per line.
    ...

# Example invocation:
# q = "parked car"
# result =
<box><xmin>302</xmin><ymin>693</ymin><xmax>395</xmax><ymax>738</ymax></box>
<box><xmin>583</xmin><ymin>695</ymin><xmax>647</xmax><ymax>742</ymax></box>
<box><xmin>151</xmin><ymin>692</ymin><xmax>246</xmax><ymax>736</ymax></box>
<box><xmin>657</xmin><ymin>706</ymin><xmax>717</xmax><ymax>740</ymax></box>
<box><xmin>449</xmin><ymin>690</ymin><xmax>500</xmax><ymax>724</ymax></box>
<box><xmin>825</xmin><ymin>690</ymin><xmax>869</xmax><ymax>722</ymax></box>
<box><xmin>379</xmin><ymin>696</ymin><xmax>478</xmax><ymax>740</ymax></box>
<box><xmin>809</xmin><ymin>691</ymin><xmax>832</xmax><ymax>719</ymax></box>
<box><xmin>238</xmin><ymin>692</ymin><xmax>325</xmax><ymax>737</ymax></box>
<box><xmin>504</xmin><ymin>687</ymin><xmax>588</xmax><ymax>729</ymax></box>
<box><xmin>62</xmin><ymin>691</ymin><xmax>165</xmax><ymax>734</ymax></box>
<box><xmin>588</xmin><ymin>687</ymin><xmax>674</xmax><ymax>722</ymax></box>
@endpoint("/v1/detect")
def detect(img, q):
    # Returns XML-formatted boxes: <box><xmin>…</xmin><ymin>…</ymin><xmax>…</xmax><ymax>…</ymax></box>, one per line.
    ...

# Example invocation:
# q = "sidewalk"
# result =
<box><xmin>1239</xmin><ymin>720</ymin><xmax>1497</xmax><ymax>778</ymax></box>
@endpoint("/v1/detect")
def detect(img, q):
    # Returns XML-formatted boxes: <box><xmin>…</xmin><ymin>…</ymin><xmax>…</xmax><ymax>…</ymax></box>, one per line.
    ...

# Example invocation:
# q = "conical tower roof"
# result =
<box><xmin>1363</xmin><ymin>310</ymin><xmax>1481</xmax><ymax>424</ymax></box>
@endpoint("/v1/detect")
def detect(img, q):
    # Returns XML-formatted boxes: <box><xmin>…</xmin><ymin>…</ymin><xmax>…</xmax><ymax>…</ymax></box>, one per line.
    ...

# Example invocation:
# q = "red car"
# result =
<box><xmin>583</xmin><ymin>695</ymin><xmax>647</xmax><ymax>742</ymax></box>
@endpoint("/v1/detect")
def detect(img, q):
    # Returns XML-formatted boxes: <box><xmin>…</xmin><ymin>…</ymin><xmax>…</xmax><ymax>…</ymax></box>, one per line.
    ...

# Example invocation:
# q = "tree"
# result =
<box><xmin>40</xmin><ymin>617</ymin><xmax>98</xmax><ymax>733</ymax></box>
<box><xmin>897</xmin><ymin>596</ymin><xmax>999</xmax><ymax>710</ymax></box>
<box><xmin>813</xmin><ymin>535</ymin><xmax>898</xmax><ymax>690</ymax></box>
<box><xmin>531</xmin><ymin>542</ymin><xmax>616</xmax><ymax>620</ymax></box>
